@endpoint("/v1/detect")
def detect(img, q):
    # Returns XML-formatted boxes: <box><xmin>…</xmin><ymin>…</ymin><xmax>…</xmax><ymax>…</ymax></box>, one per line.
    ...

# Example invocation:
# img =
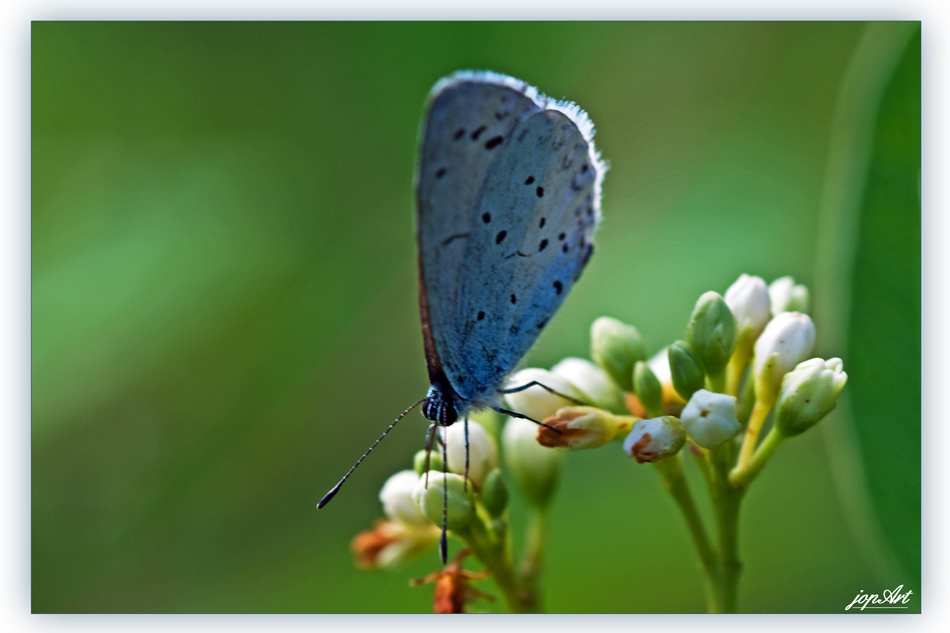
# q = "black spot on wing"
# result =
<box><xmin>583</xmin><ymin>244</ymin><xmax>595</xmax><ymax>266</ymax></box>
<box><xmin>482</xmin><ymin>213</ymin><xmax>491</xmax><ymax>223</ymax></box>
<box><xmin>454</xmin><ymin>128</ymin><xmax>465</xmax><ymax>140</ymax></box>
<box><xmin>553</xmin><ymin>281</ymin><xmax>563</xmax><ymax>295</ymax></box>
<box><xmin>436</xmin><ymin>168</ymin><xmax>446</xmax><ymax>179</ymax></box>
<box><xmin>525</xmin><ymin>176</ymin><xmax>535</xmax><ymax>185</ymax></box>
<box><xmin>539</xmin><ymin>239</ymin><xmax>548</xmax><ymax>252</ymax></box>
<box><xmin>536</xmin><ymin>187</ymin><xmax>544</xmax><ymax>198</ymax></box>
<box><xmin>485</xmin><ymin>136</ymin><xmax>504</xmax><ymax>150</ymax></box>
<box><xmin>539</xmin><ymin>217</ymin><xmax>546</xmax><ymax>228</ymax></box>
<box><xmin>495</xmin><ymin>230</ymin><xmax>507</xmax><ymax>244</ymax></box>
<box><xmin>558</xmin><ymin>232</ymin><xmax>566</xmax><ymax>240</ymax></box>
<box><xmin>471</xmin><ymin>125</ymin><xmax>487</xmax><ymax>140</ymax></box>
<box><xmin>477</xmin><ymin>311</ymin><xmax>485</xmax><ymax>321</ymax></box>
<box><xmin>536</xmin><ymin>319</ymin><xmax>548</xmax><ymax>329</ymax></box>
<box><xmin>562</xmin><ymin>242</ymin><xmax>569</xmax><ymax>253</ymax></box>
<box><xmin>510</xmin><ymin>294</ymin><xmax>517</xmax><ymax>304</ymax></box>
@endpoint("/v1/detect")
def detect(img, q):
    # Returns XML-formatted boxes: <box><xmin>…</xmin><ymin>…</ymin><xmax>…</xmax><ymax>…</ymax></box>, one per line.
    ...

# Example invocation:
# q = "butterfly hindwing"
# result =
<box><xmin>417</xmin><ymin>72</ymin><xmax>603</xmax><ymax>408</ymax></box>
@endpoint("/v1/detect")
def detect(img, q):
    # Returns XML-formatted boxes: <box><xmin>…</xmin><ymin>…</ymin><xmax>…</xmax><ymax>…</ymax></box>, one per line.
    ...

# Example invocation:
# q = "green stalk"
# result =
<box><xmin>517</xmin><ymin>508</ymin><xmax>548</xmax><ymax>611</ymax></box>
<box><xmin>707</xmin><ymin>443</ymin><xmax>744</xmax><ymax>613</ymax></box>
<box><xmin>653</xmin><ymin>455</ymin><xmax>718</xmax><ymax>611</ymax></box>
<box><xmin>706</xmin><ymin>371</ymin><xmax>726</xmax><ymax>395</ymax></box>
<box><xmin>730</xmin><ymin>426</ymin><xmax>785</xmax><ymax>488</ymax></box>
<box><xmin>460</xmin><ymin>516</ymin><xmax>538</xmax><ymax>613</ymax></box>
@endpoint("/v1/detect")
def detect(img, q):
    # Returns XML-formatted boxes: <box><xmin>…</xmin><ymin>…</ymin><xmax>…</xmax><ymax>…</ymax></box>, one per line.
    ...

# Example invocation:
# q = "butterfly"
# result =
<box><xmin>318</xmin><ymin>71</ymin><xmax>604</xmax><ymax>562</ymax></box>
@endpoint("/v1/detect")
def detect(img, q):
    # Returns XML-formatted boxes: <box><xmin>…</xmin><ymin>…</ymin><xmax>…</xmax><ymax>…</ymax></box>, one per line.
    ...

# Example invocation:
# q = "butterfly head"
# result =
<box><xmin>422</xmin><ymin>384</ymin><xmax>459</xmax><ymax>427</ymax></box>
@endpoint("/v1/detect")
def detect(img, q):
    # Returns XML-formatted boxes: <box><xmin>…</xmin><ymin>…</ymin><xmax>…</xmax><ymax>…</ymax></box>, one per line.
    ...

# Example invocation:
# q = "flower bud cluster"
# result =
<box><xmin>351</xmin><ymin>419</ymin><xmax>505</xmax><ymax>569</ymax></box>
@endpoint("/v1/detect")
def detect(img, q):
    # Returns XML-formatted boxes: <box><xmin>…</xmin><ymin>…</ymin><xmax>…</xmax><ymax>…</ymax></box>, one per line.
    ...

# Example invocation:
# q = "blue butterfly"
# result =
<box><xmin>318</xmin><ymin>71</ymin><xmax>604</xmax><ymax>562</ymax></box>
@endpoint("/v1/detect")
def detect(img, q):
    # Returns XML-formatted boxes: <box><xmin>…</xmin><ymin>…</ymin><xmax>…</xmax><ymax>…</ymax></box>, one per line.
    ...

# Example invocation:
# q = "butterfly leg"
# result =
<box><xmin>499</xmin><ymin>381</ymin><xmax>586</xmax><ymax>405</ymax></box>
<box><xmin>493</xmin><ymin>406</ymin><xmax>563</xmax><ymax>434</ymax></box>
<box><xmin>463</xmin><ymin>417</ymin><xmax>470</xmax><ymax>492</ymax></box>
<box><xmin>423</xmin><ymin>422</ymin><xmax>437</xmax><ymax>488</ymax></box>
<box><xmin>440</xmin><ymin>424</ymin><xmax>449</xmax><ymax>565</ymax></box>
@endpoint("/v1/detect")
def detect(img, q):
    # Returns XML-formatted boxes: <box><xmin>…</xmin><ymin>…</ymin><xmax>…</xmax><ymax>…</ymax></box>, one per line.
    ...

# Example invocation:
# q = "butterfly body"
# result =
<box><xmin>416</xmin><ymin>71</ymin><xmax>604</xmax><ymax>425</ymax></box>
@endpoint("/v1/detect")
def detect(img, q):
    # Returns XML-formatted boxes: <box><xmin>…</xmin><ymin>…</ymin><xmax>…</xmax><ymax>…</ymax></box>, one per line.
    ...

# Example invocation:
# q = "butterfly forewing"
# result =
<box><xmin>417</xmin><ymin>73</ymin><xmax>602</xmax><ymax>409</ymax></box>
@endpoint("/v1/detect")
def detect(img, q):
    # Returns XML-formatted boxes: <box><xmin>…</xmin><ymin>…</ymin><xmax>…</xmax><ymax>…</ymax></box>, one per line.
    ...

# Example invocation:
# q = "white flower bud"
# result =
<box><xmin>412</xmin><ymin>472</ymin><xmax>475</xmax><ymax>532</ymax></box>
<box><xmin>724</xmin><ymin>274</ymin><xmax>771</xmax><ymax>339</ymax></box>
<box><xmin>775</xmin><ymin>358</ymin><xmax>848</xmax><ymax>437</ymax></box>
<box><xmin>648</xmin><ymin>346</ymin><xmax>673</xmax><ymax>386</ymax></box>
<box><xmin>439</xmin><ymin>420</ymin><xmax>498</xmax><ymax>489</ymax></box>
<box><xmin>681</xmin><ymin>389</ymin><xmax>741</xmax><ymax>448</ymax></box>
<box><xmin>380</xmin><ymin>470</ymin><xmax>430</xmax><ymax>526</ymax></box>
<box><xmin>769</xmin><ymin>276</ymin><xmax>811</xmax><ymax>316</ymax></box>
<box><xmin>503</xmin><ymin>416</ymin><xmax>562</xmax><ymax>509</ymax></box>
<box><xmin>753</xmin><ymin>311</ymin><xmax>817</xmax><ymax>405</ymax></box>
<box><xmin>504</xmin><ymin>368</ymin><xmax>585</xmax><ymax>421</ymax></box>
<box><xmin>552</xmin><ymin>357</ymin><xmax>626</xmax><ymax>414</ymax></box>
<box><xmin>623</xmin><ymin>416</ymin><xmax>686</xmax><ymax>463</ymax></box>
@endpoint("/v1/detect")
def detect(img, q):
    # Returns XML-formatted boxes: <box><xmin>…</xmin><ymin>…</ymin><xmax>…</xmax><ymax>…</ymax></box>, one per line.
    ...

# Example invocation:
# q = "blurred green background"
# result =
<box><xmin>32</xmin><ymin>22</ymin><xmax>920</xmax><ymax>613</ymax></box>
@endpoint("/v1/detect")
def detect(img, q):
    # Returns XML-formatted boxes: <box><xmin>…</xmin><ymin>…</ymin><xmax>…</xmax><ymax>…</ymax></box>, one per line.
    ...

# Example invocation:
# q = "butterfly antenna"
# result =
<box><xmin>317</xmin><ymin>398</ymin><xmax>426</xmax><ymax>509</ymax></box>
<box><xmin>440</xmin><ymin>428</ymin><xmax>449</xmax><ymax>564</ymax></box>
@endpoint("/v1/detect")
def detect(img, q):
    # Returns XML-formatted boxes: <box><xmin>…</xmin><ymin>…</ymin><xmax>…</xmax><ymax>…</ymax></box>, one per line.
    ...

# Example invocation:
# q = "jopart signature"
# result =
<box><xmin>845</xmin><ymin>585</ymin><xmax>913</xmax><ymax>610</ymax></box>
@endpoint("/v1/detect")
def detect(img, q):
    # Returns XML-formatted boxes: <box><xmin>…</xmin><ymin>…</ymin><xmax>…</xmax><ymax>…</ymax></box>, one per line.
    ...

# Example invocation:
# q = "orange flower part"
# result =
<box><xmin>536</xmin><ymin>409</ymin><xmax>599</xmax><ymax>448</ymax></box>
<box><xmin>410</xmin><ymin>548</ymin><xmax>495</xmax><ymax>614</ymax></box>
<box><xmin>351</xmin><ymin>519</ymin><xmax>400</xmax><ymax>569</ymax></box>
<box><xmin>351</xmin><ymin>518</ymin><xmax>440</xmax><ymax>569</ymax></box>
<box><xmin>535</xmin><ymin>406</ymin><xmax>626</xmax><ymax>451</ymax></box>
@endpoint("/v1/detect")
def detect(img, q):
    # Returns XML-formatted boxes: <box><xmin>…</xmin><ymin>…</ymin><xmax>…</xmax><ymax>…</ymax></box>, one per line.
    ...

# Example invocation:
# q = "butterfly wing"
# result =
<box><xmin>417</xmin><ymin>72</ymin><xmax>604</xmax><ymax>408</ymax></box>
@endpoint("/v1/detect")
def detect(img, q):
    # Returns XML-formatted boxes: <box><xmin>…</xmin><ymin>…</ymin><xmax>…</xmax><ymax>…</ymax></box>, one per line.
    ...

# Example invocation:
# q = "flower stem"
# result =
<box><xmin>707</xmin><ymin>443</ymin><xmax>744</xmax><ymax>613</ymax></box>
<box><xmin>735</xmin><ymin>399</ymin><xmax>771</xmax><ymax>472</ymax></box>
<box><xmin>653</xmin><ymin>455</ymin><xmax>718</xmax><ymax>610</ymax></box>
<box><xmin>725</xmin><ymin>337</ymin><xmax>753</xmax><ymax>396</ymax></box>
<box><xmin>461</xmin><ymin>516</ymin><xmax>539</xmax><ymax>613</ymax></box>
<box><xmin>730</xmin><ymin>426</ymin><xmax>785</xmax><ymax>488</ymax></box>
<box><xmin>706</xmin><ymin>370</ymin><xmax>727</xmax><ymax>394</ymax></box>
<box><xmin>517</xmin><ymin>508</ymin><xmax>548</xmax><ymax>611</ymax></box>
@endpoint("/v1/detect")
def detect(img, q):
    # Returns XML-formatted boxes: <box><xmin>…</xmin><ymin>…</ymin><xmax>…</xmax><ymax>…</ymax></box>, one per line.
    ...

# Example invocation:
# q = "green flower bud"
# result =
<box><xmin>480</xmin><ymin>468</ymin><xmax>509</xmax><ymax>517</ymax></box>
<box><xmin>441</xmin><ymin>420</ymin><xmax>498</xmax><ymax>489</ymax></box>
<box><xmin>552</xmin><ymin>357</ymin><xmax>627</xmax><ymax>414</ymax></box>
<box><xmin>622</xmin><ymin>416</ymin><xmax>686</xmax><ymax>463</ymax></box>
<box><xmin>686</xmin><ymin>291</ymin><xmax>738</xmax><ymax>381</ymax></box>
<box><xmin>769</xmin><ymin>276</ymin><xmax>811</xmax><ymax>316</ymax></box>
<box><xmin>667</xmin><ymin>340</ymin><xmax>705</xmax><ymax>402</ymax></box>
<box><xmin>591</xmin><ymin>316</ymin><xmax>647</xmax><ymax>392</ymax></box>
<box><xmin>502</xmin><ymin>416</ymin><xmax>562</xmax><ymax>510</ymax></box>
<box><xmin>633</xmin><ymin>361</ymin><xmax>663</xmax><ymax>418</ymax></box>
<box><xmin>775</xmin><ymin>358</ymin><xmax>848</xmax><ymax>437</ymax></box>
<box><xmin>504</xmin><ymin>368</ymin><xmax>586</xmax><ymax>421</ymax></box>
<box><xmin>413</xmin><ymin>449</ymin><xmax>443</xmax><ymax>476</ymax></box>
<box><xmin>412</xmin><ymin>472</ymin><xmax>475</xmax><ymax>532</ymax></box>
<box><xmin>680</xmin><ymin>389</ymin><xmax>741</xmax><ymax>448</ymax></box>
